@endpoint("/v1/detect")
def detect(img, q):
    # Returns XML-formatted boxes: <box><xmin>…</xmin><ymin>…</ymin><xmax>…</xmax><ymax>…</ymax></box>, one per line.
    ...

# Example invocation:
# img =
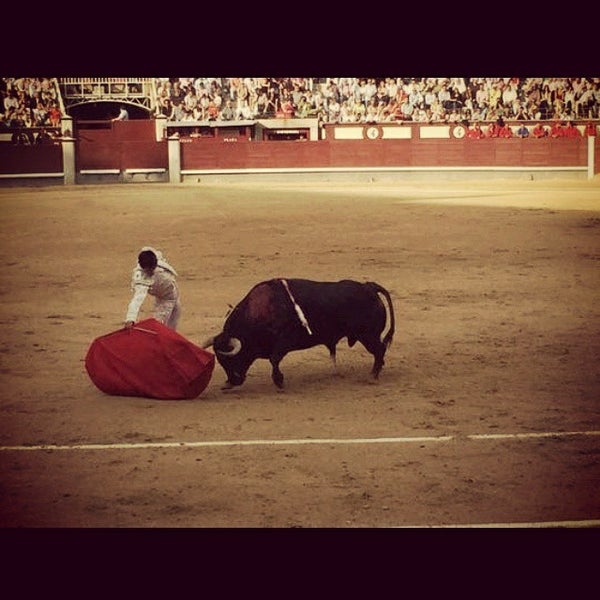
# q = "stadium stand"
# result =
<box><xmin>1</xmin><ymin>77</ymin><xmax>64</xmax><ymax>142</ymax></box>
<box><xmin>150</xmin><ymin>77</ymin><xmax>600</xmax><ymax>125</ymax></box>
<box><xmin>2</xmin><ymin>78</ymin><xmax>599</xmax><ymax>132</ymax></box>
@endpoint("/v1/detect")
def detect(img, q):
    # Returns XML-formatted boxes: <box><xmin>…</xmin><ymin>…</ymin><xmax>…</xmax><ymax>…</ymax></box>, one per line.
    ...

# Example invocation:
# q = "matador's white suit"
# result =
<box><xmin>125</xmin><ymin>246</ymin><xmax>181</xmax><ymax>330</ymax></box>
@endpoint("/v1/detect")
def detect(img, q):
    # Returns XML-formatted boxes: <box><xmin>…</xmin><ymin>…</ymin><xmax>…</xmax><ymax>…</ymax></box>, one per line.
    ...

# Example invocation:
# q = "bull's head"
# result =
<box><xmin>202</xmin><ymin>333</ymin><xmax>251</xmax><ymax>387</ymax></box>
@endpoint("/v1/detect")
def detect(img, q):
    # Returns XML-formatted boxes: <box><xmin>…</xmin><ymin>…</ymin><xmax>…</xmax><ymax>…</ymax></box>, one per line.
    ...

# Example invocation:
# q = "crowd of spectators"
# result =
<box><xmin>463</xmin><ymin>116</ymin><xmax>595</xmax><ymax>139</ymax></box>
<box><xmin>3</xmin><ymin>77</ymin><xmax>599</xmax><ymax>141</ymax></box>
<box><xmin>154</xmin><ymin>77</ymin><xmax>600</xmax><ymax>125</ymax></box>
<box><xmin>1</xmin><ymin>78</ymin><xmax>63</xmax><ymax>140</ymax></box>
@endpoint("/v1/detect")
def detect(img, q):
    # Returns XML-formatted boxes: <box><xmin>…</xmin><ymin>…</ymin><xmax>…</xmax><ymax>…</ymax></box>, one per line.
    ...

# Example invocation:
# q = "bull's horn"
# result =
<box><xmin>218</xmin><ymin>337</ymin><xmax>242</xmax><ymax>356</ymax></box>
<box><xmin>201</xmin><ymin>336</ymin><xmax>215</xmax><ymax>349</ymax></box>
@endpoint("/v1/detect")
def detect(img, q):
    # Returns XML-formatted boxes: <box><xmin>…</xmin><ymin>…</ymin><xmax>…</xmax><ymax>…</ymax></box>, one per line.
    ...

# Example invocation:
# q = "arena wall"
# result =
<box><xmin>0</xmin><ymin>143</ymin><xmax>63</xmax><ymax>182</ymax></box>
<box><xmin>0</xmin><ymin>119</ymin><xmax>597</xmax><ymax>185</ymax></box>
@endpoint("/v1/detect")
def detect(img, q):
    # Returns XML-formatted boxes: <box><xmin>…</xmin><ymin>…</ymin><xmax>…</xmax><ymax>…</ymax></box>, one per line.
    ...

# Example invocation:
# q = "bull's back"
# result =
<box><xmin>287</xmin><ymin>278</ymin><xmax>386</xmax><ymax>336</ymax></box>
<box><xmin>226</xmin><ymin>278</ymin><xmax>388</xmax><ymax>338</ymax></box>
<box><xmin>288</xmin><ymin>278</ymin><xmax>371</xmax><ymax>308</ymax></box>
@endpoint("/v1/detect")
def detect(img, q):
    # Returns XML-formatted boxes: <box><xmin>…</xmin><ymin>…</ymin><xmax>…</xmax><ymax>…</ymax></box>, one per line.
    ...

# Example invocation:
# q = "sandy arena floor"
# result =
<box><xmin>0</xmin><ymin>178</ymin><xmax>599</xmax><ymax>527</ymax></box>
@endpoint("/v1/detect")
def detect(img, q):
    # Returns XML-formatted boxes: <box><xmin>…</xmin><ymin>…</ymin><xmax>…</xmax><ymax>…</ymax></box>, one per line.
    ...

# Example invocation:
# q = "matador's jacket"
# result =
<box><xmin>125</xmin><ymin>246</ymin><xmax>180</xmax><ymax>325</ymax></box>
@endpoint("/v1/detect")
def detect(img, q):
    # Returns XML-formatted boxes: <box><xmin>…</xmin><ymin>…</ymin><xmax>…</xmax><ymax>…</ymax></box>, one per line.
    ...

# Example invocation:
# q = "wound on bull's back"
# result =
<box><xmin>246</xmin><ymin>283</ymin><xmax>276</xmax><ymax>322</ymax></box>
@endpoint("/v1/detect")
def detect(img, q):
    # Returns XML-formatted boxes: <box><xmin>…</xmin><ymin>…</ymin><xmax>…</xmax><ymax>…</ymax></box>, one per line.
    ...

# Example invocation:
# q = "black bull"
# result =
<box><xmin>203</xmin><ymin>278</ymin><xmax>395</xmax><ymax>389</ymax></box>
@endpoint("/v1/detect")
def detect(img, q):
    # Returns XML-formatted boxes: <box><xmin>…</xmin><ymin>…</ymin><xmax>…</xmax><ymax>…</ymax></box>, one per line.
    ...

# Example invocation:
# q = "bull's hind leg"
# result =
<box><xmin>359</xmin><ymin>334</ymin><xmax>388</xmax><ymax>379</ymax></box>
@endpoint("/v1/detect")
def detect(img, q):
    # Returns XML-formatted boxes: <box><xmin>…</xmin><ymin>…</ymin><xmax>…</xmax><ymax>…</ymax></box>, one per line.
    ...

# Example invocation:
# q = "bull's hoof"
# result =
<box><xmin>221</xmin><ymin>381</ymin><xmax>236</xmax><ymax>391</ymax></box>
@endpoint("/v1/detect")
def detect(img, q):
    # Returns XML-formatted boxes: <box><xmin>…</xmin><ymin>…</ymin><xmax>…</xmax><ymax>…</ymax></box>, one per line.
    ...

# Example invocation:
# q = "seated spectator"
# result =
<box><xmin>183</xmin><ymin>89</ymin><xmax>198</xmax><ymax>113</ymax></box>
<box><xmin>562</xmin><ymin>121</ymin><xmax>581</xmax><ymax>137</ymax></box>
<box><xmin>337</xmin><ymin>100</ymin><xmax>353</xmax><ymax>123</ymax></box>
<box><xmin>192</xmin><ymin>104</ymin><xmax>205</xmax><ymax>121</ymax></box>
<box><xmin>197</xmin><ymin>92</ymin><xmax>210</xmax><ymax>118</ymax></box>
<box><xmin>486</xmin><ymin>121</ymin><xmax>500</xmax><ymax>138</ymax></box>
<box><xmin>412</xmin><ymin>107</ymin><xmax>428</xmax><ymax>123</ymax></box>
<box><xmin>33</xmin><ymin>101</ymin><xmax>49</xmax><ymax>126</ymax></box>
<box><xmin>466</xmin><ymin>122</ymin><xmax>485</xmax><ymax>139</ymax></box>
<box><xmin>171</xmin><ymin>100</ymin><xmax>186</xmax><ymax>122</ymax></box>
<box><xmin>181</xmin><ymin>108</ymin><xmax>195</xmax><ymax>121</ymax></box>
<box><xmin>327</xmin><ymin>97</ymin><xmax>342</xmax><ymax>122</ymax></box>
<box><xmin>584</xmin><ymin>121</ymin><xmax>597</xmax><ymax>137</ymax></box>
<box><xmin>280</xmin><ymin>96</ymin><xmax>295</xmax><ymax>118</ymax></box>
<box><xmin>35</xmin><ymin>127</ymin><xmax>53</xmax><ymax>144</ymax></box>
<box><xmin>3</xmin><ymin>106</ymin><xmax>19</xmax><ymax>128</ymax></box>
<box><xmin>496</xmin><ymin>118</ymin><xmax>513</xmax><ymax>138</ymax></box>
<box><xmin>514</xmin><ymin>106</ymin><xmax>530</xmax><ymax>121</ymax></box>
<box><xmin>351</xmin><ymin>98</ymin><xmax>367</xmax><ymax>122</ymax></box>
<box><xmin>235</xmin><ymin>99</ymin><xmax>254</xmax><ymax>120</ymax></box>
<box><xmin>255</xmin><ymin>91</ymin><xmax>269</xmax><ymax>116</ymax></box>
<box><xmin>550</xmin><ymin>121</ymin><xmax>565</xmax><ymax>137</ymax></box>
<box><xmin>400</xmin><ymin>98</ymin><xmax>414</xmax><ymax>120</ymax></box>
<box><xmin>16</xmin><ymin>106</ymin><xmax>33</xmax><ymax>128</ymax></box>
<box><xmin>364</xmin><ymin>99</ymin><xmax>378</xmax><ymax>123</ymax></box>
<box><xmin>295</xmin><ymin>95</ymin><xmax>313</xmax><ymax>119</ymax></box>
<box><xmin>263</xmin><ymin>89</ymin><xmax>279</xmax><ymax>117</ymax></box>
<box><xmin>12</xmin><ymin>130</ymin><xmax>32</xmax><ymax>145</ymax></box>
<box><xmin>219</xmin><ymin>100</ymin><xmax>235</xmax><ymax>121</ymax></box>
<box><xmin>516</xmin><ymin>123</ymin><xmax>530</xmax><ymax>138</ymax></box>
<box><xmin>43</xmin><ymin>101</ymin><xmax>59</xmax><ymax>127</ymax></box>
<box><xmin>206</xmin><ymin>99</ymin><xmax>219</xmax><ymax>120</ymax></box>
<box><xmin>388</xmin><ymin>99</ymin><xmax>403</xmax><ymax>121</ymax></box>
<box><xmin>532</xmin><ymin>122</ymin><xmax>548</xmax><ymax>137</ymax></box>
<box><xmin>4</xmin><ymin>89</ymin><xmax>19</xmax><ymax>114</ymax></box>
<box><xmin>156</xmin><ymin>98</ymin><xmax>174</xmax><ymax>120</ymax></box>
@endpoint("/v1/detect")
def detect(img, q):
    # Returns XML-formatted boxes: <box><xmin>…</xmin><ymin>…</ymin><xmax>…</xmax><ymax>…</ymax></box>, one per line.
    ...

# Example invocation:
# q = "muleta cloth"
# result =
<box><xmin>85</xmin><ymin>318</ymin><xmax>215</xmax><ymax>399</ymax></box>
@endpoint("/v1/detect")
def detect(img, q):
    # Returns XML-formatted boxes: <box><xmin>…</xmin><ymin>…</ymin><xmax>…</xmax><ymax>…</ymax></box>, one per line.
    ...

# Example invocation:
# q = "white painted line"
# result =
<box><xmin>397</xmin><ymin>519</ymin><xmax>600</xmax><ymax>529</ymax></box>
<box><xmin>1</xmin><ymin>430</ymin><xmax>599</xmax><ymax>452</ymax></box>
<box><xmin>468</xmin><ymin>430</ymin><xmax>600</xmax><ymax>441</ymax></box>
<box><xmin>0</xmin><ymin>435</ymin><xmax>454</xmax><ymax>452</ymax></box>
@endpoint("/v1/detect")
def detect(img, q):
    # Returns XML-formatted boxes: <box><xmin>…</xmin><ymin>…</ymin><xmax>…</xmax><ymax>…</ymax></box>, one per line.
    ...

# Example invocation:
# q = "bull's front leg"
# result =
<box><xmin>269</xmin><ymin>350</ymin><xmax>286</xmax><ymax>388</ymax></box>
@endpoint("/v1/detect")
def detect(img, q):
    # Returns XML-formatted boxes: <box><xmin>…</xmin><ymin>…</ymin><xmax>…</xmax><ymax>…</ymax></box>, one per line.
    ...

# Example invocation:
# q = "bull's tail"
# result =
<box><xmin>365</xmin><ymin>282</ymin><xmax>395</xmax><ymax>348</ymax></box>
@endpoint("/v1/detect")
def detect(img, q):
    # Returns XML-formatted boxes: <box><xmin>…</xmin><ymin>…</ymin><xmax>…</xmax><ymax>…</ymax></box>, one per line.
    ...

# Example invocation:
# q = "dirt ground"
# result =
<box><xmin>1</xmin><ymin>178</ymin><xmax>599</xmax><ymax>528</ymax></box>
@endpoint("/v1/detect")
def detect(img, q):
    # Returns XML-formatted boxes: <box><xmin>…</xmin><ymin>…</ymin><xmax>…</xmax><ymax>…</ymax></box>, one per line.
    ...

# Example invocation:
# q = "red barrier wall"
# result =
<box><xmin>0</xmin><ymin>143</ymin><xmax>63</xmax><ymax>175</ymax></box>
<box><xmin>1</xmin><ymin>120</ymin><xmax>597</xmax><ymax>181</ymax></box>
<box><xmin>76</xmin><ymin>121</ymin><xmax>167</xmax><ymax>171</ymax></box>
<box><xmin>180</xmin><ymin>137</ymin><xmax>589</xmax><ymax>171</ymax></box>
<box><xmin>180</xmin><ymin>140</ymin><xmax>330</xmax><ymax>170</ymax></box>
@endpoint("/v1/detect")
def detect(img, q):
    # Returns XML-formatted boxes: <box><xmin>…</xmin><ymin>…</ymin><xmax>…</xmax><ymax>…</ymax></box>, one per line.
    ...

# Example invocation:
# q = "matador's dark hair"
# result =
<box><xmin>138</xmin><ymin>250</ymin><xmax>158</xmax><ymax>270</ymax></box>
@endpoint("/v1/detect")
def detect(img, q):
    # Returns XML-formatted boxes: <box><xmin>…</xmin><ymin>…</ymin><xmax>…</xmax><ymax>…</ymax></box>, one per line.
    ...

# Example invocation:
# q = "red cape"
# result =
<box><xmin>85</xmin><ymin>318</ymin><xmax>215</xmax><ymax>399</ymax></box>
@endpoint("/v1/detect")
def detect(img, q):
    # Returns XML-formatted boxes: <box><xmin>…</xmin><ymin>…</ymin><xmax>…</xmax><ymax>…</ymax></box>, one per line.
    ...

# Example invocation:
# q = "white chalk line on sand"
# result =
<box><xmin>1</xmin><ymin>429</ymin><xmax>599</xmax><ymax>452</ymax></box>
<box><xmin>396</xmin><ymin>519</ymin><xmax>600</xmax><ymax>528</ymax></box>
